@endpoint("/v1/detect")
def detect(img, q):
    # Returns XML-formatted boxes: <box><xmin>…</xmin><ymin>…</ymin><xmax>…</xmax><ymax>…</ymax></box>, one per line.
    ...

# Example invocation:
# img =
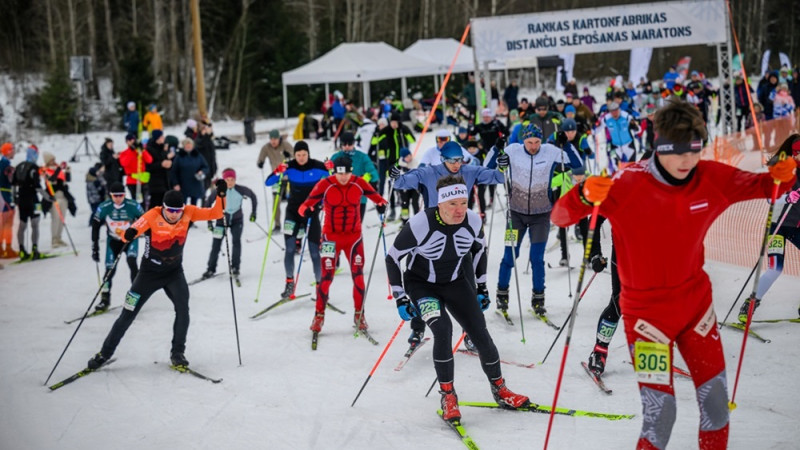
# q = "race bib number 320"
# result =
<box><xmin>634</xmin><ymin>341</ymin><xmax>671</xmax><ymax>386</ymax></box>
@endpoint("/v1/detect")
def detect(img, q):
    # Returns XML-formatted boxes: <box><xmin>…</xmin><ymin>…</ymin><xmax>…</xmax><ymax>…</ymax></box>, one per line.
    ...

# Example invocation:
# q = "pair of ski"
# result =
<box><xmin>494</xmin><ymin>308</ymin><xmax>559</xmax><ymax>331</ymax></box>
<box><xmin>718</xmin><ymin>321</ymin><xmax>772</xmax><ymax>343</ymax></box>
<box><xmin>438</xmin><ymin>401</ymin><xmax>636</xmax><ymax>448</ymax></box>
<box><xmin>11</xmin><ymin>252</ymin><xmax>66</xmax><ymax>265</ymax></box>
<box><xmin>250</xmin><ymin>294</ymin><xmax>345</xmax><ymax>319</ymax></box>
<box><xmin>48</xmin><ymin>359</ymin><xmax>221</xmax><ymax>391</ymax></box>
<box><xmin>64</xmin><ymin>305</ymin><xmax>122</xmax><ymax>324</ymax></box>
<box><xmin>188</xmin><ymin>272</ymin><xmax>241</xmax><ymax>287</ymax></box>
<box><xmin>583</xmin><ymin>361</ymin><xmax>693</xmax><ymax>395</ymax></box>
<box><xmin>311</xmin><ymin>326</ymin><xmax>379</xmax><ymax>350</ymax></box>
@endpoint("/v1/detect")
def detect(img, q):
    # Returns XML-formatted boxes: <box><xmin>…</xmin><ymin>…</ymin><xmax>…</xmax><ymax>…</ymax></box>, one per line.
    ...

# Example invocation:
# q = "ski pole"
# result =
<box><xmin>485</xmin><ymin>183</ymin><xmax>499</xmax><ymax>250</ymax></box>
<box><xmin>729</xmin><ymin>165</ymin><xmax>784</xmax><ymax>410</ymax></box>
<box><xmin>424</xmin><ymin>332</ymin><xmax>467</xmax><ymax>397</ymax></box>
<box><xmin>254</xmin><ymin>171</ymin><xmax>284</xmax><ymax>302</ymax></box>
<box><xmin>351</xmin><ymin>320</ymin><xmax>405</xmax><ymax>407</ymax></box>
<box><xmin>719</xmin><ymin>259</ymin><xmax>758</xmax><ymax>325</ymax></box>
<box><xmin>44</xmin><ymin>178</ymin><xmax>78</xmax><ymax>256</ymax></box>
<box><xmin>363</xmin><ymin>213</ymin><xmax>388</xmax><ymax>305</ymax></box>
<box><xmin>221</xmin><ymin>204</ymin><xmax>242</xmax><ymax>366</ymax></box>
<box><xmin>378</xmin><ymin>183</ymin><xmax>395</xmax><ymax>299</ymax></box>
<box><xmin>288</xmin><ymin>216</ymin><xmax>313</xmax><ymax>299</ymax></box>
<box><xmin>44</xmin><ymin>244</ymin><xmax>128</xmax><ymax>386</ymax></box>
<box><xmin>502</xmin><ymin>168</ymin><xmax>526</xmax><ymax>344</ymax></box>
<box><xmin>539</xmin><ymin>272</ymin><xmax>599</xmax><ymax>365</ymax></box>
<box><xmin>253</xmin><ymin>220</ymin><xmax>285</xmax><ymax>251</ymax></box>
<box><xmin>543</xmin><ymin>199</ymin><xmax>602</xmax><ymax>450</ymax></box>
<box><xmin>95</xmin><ymin>260</ymin><xmax>102</xmax><ymax>286</ymax></box>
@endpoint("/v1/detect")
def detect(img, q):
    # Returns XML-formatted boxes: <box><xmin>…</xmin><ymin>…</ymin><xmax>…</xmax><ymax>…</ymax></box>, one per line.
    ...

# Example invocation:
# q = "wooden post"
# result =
<box><xmin>190</xmin><ymin>0</ymin><xmax>207</xmax><ymax>118</ymax></box>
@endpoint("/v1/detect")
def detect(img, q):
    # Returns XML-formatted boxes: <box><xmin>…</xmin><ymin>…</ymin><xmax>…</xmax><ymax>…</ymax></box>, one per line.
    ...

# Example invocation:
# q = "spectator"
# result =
<box><xmin>99</xmin><ymin>137</ymin><xmax>123</xmax><ymax>189</ymax></box>
<box><xmin>85</xmin><ymin>163</ymin><xmax>106</xmax><ymax>225</ymax></box>
<box><xmin>663</xmin><ymin>65</ymin><xmax>679</xmax><ymax>90</ymax></box>
<box><xmin>41</xmin><ymin>152</ymin><xmax>76</xmax><ymax>248</ymax></box>
<box><xmin>123</xmin><ymin>101</ymin><xmax>139</xmax><ymax>137</ymax></box>
<box><xmin>580</xmin><ymin>87</ymin><xmax>597</xmax><ymax>113</ymax></box>
<box><xmin>184</xmin><ymin>119</ymin><xmax>198</xmax><ymax>140</ymax></box>
<box><xmin>503</xmin><ymin>80</ymin><xmax>519</xmax><ymax>111</ymax></box>
<box><xmin>142</xmin><ymin>104</ymin><xmax>163</xmax><ymax>135</ymax></box>
<box><xmin>146</xmin><ymin>130</ymin><xmax>175</xmax><ymax>208</ymax></box>
<box><xmin>194</xmin><ymin>120</ymin><xmax>217</xmax><ymax>189</ymax></box>
<box><xmin>119</xmin><ymin>133</ymin><xmax>152</xmax><ymax>208</ymax></box>
<box><xmin>170</xmin><ymin>138</ymin><xmax>210</xmax><ymax>206</ymax></box>
<box><xmin>564</xmin><ymin>78</ymin><xmax>578</xmax><ymax>97</ymax></box>
<box><xmin>257</xmin><ymin>129</ymin><xmax>293</xmax><ymax>231</ymax></box>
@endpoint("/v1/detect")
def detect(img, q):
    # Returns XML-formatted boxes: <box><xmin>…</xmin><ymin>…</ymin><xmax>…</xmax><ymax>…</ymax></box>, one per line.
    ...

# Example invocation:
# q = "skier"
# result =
<box><xmin>119</xmin><ymin>134</ymin><xmax>152</xmax><ymax>209</ymax></box>
<box><xmin>298</xmin><ymin>155</ymin><xmax>387</xmax><ymax>335</ymax></box>
<box><xmin>0</xmin><ymin>142</ymin><xmax>16</xmax><ymax>258</ymax></box>
<box><xmin>330</xmin><ymin>132</ymin><xmax>380</xmax><ymax>219</ymax></box>
<box><xmin>551</xmin><ymin>100</ymin><xmax>797</xmax><ymax>449</ymax></box>
<box><xmin>602</xmin><ymin>102</ymin><xmax>640</xmax><ymax>166</ymax></box>
<box><xmin>418</xmin><ymin>129</ymin><xmax>473</xmax><ymax>167</ymax></box>
<box><xmin>489</xmin><ymin>123</ymin><xmax>584</xmax><ymax>317</ymax></box>
<box><xmin>257</xmin><ymin>129</ymin><xmax>293</xmax><ymax>231</ymax></box>
<box><xmin>370</xmin><ymin>114</ymin><xmax>415</xmax><ymax>220</ymax></box>
<box><xmin>201</xmin><ymin>168</ymin><xmax>257</xmax><ymax>280</ymax></box>
<box><xmin>12</xmin><ymin>145</ymin><xmax>45</xmax><ymax>260</ymax></box>
<box><xmin>739</xmin><ymin>135</ymin><xmax>800</xmax><ymax>320</ymax></box>
<box><xmin>91</xmin><ymin>182</ymin><xmax>144</xmax><ymax>311</ymax></box>
<box><xmin>86</xmin><ymin>181</ymin><xmax>227</xmax><ymax>370</ymax></box>
<box><xmin>265</xmin><ymin>141</ymin><xmax>329</xmax><ymax>297</ymax></box>
<box><xmin>385</xmin><ymin>174</ymin><xmax>530</xmax><ymax>422</ymax></box>
<box><xmin>41</xmin><ymin>152</ymin><xmax>76</xmax><ymax>249</ymax></box>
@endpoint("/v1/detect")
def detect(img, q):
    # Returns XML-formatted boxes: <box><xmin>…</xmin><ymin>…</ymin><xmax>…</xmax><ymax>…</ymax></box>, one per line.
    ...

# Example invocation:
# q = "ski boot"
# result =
<box><xmin>387</xmin><ymin>209</ymin><xmax>397</xmax><ymax>222</ymax></box>
<box><xmin>87</xmin><ymin>352</ymin><xmax>109</xmax><ymax>370</ymax></box>
<box><xmin>281</xmin><ymin>278</ymin><xmax>295</xmax><ymax>298</ymax></box>
<box><xmin>400</xmin><ymin>208</ymin><xmax>409</xmax><ymax>222</ymax></box>
<box><xmin>170</xmin><ymin>351</ymin><xmax>189</xmax><ymax>368</ymax></box>
<box><xmin>31</xmin><ymin>245</ymin><xmax>42</xmax><ymax>260</ymax></box>
<box><xmin>201</xmin><ymin>269</ymin><xmax>215</xmax><ymax>280</ymax></box>
<box><xmin>310</xmin><ymin>312</ymin><xmax>325</xmax><ymax>333</ymax></box>
<box><xmin>559</xmin><ymin>257</ymin><xmax>568</xmax><ymax>267</ymax></box>
<box><xmin>491</xmin><ymin>377</ymin><xmax>530</xmax><ymax>409</ymax></box>
<box><xmin>587</xmin><ymin>347</ymin><xmax>608</xmax><ymax>376</ymax></box>
<box><xmin>439</xmin><ymin>382</ymin><xmax>461</xmax><ymax>422</ymax></box>
<box><xmin>463</xmin><ymin>334</ymin><xmax>477</xmax><ymax>353</ymax></box>
<box><xmin>408</xmin><ymin>328</ymin><xmax>424</xmax><ymax>345</ymax></box>
<box><xmin>738</xmin><ymin>297</ymin><xmax>761</xmax><ymax>323</ymax></box>
<box><xmin>531</xmin><ymin>291</ymin><xmax>547</xmax><ymax>316</ymax></box>
<box><xmin>95</xmin><ymin>292</ymin><xmax>111</xmax><ymax>312</ymax></box>
<box><xmin>496</xmin><ymin>288</ymin><xmax>509</xmax><ymax>311</ymax></box>
<box><xmin>18</xmin><ymin>245</ymin><xmax>30</xmax><ymax>261</ymax></box>
<box><xmin>354</xmin><ymin>310</ymin><xmax>368</xmax><ymax>331</ymax></box>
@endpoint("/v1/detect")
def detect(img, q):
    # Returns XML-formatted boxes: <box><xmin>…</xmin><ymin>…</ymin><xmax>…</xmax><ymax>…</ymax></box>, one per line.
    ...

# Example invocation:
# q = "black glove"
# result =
<box><xmin>249</xmin><ymin>213</ymin><xmax>256</xmax><ymax>222</ymax></box>
<box><xmin>590</xmin><ymin>254</ymin><xmax>608</xmax><ymax>273</ymax></box>
<box><xmin>556</xmin><ymin>131</ymin><xmax>568</xmax><ymax>147</ymax></box>
<box><xmin>257</xmin><ymin>161</ymin><xmax>264</xmax><ymax>169</ymax></box>
<box><xmin>91</xmin><ymin>242</ymin><xmax>100</xmax><ymax>262</ymax></box>
<box><xmin>388</xmin><ymin>165</ymin><xmax>402</xmax><ymax>180</ymax></box>
<box><xmin>208</xmin><ymin>221</ymin><xmax>214</xmax><ymax>231</ymax></box>
<box><xmin>123</xmin><ymin>227</ymin><xmax>138</xmax><ymax>242</ymax></box>
<box><xmin>496</xmin><ymin>152</ymin><xmax>510</xmax><ymax>169</ymax></box>
<box><xmin>376</xmin><ymin>203</ymin><xmax>387</xmax><ymax>215</ymax></box>
<box><xmin>495</xmin><ymin>137</ymin><xmax>506</xmax><ymax>151</ymax></box>
<box><xmin>476</xmin><ymin>283</ymin><xmax>491</xmax><ymax>311</ymax></box>
<box><xmin>215</xmin><ymin>179</ymin><xmax>227</xmax><ymax>197</ymax></box>
<box><xmin>396</xmin><ymin>294</ymin><xmax>418</xmax><ymax>321</ymax></box>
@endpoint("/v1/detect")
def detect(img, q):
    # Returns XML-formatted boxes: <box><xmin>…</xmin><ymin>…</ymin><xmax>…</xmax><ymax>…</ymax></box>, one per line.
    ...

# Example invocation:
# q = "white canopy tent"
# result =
<box><xmin>281</xmin><ymin>41</ymin><xmax>435</xmax><ymax>124</ymax></box>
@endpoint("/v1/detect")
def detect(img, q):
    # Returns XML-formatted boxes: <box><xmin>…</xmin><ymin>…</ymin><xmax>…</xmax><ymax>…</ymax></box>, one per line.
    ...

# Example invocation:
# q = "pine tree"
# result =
<box><xmin>29</xmin><ymin>66</ymin><xmax>77</xmax><ymax>133</ymax></box>
<box><xmin>117</xmin><ymin>37</ymin><xmax>157</xmax><ymax>116</ymax></box>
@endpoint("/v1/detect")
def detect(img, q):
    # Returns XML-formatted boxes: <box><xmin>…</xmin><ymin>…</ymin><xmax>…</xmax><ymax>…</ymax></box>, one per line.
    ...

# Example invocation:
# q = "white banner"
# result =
<box><xmin>629</xmin><ymin>47</ymin><xmax>653</xmax><ymax>84</ymax></box>
<box><xmin>471</xmin><ymin>0</ymin><xmax>727</xmax><ymax>63</ymax></box>
<box><xmin>760</xmin><ymin>50</ymin><xmax>771</xmax><ymax>78</ymax></box>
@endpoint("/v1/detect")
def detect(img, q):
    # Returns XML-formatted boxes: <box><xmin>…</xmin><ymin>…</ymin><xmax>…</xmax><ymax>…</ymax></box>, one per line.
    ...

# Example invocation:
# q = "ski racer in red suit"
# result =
<box><xmin>551</xmin><ymin>101</ymin><xmax>797</xmax><ymax>450</ymax></box>
<box><xmin>299</xmin><ymin>155</ymin><xmax>387</xmax><ymax>334</ymax></box>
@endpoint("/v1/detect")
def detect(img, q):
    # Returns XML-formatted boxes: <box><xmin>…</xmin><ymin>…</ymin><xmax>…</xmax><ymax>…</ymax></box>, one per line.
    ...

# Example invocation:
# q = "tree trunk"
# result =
<box><xmin>87</xmin><ymin>0</ymin><xmax>100</xmax><ymax>99</ymax></box>
<box><xmin>45</xmin><ymin>0</ymin><xmax>57</xmax><ymax>68</ymax></box>
<box><xmin>153</xmin><ymin>0</ymin><xmax>162</xmax><ymax>83</ymax></box>
<box><xmin>393</xmin><ymin>1</ymin><xmax>400</xmax><ymax>47</ymax></box>
<box><xmin>102</xmin><ymin>0</ymin><xmax>120</xmax><ymax>88</ymax></box>
<box><xmin>328</xmin><ymin>0</ymin><xmax>336</xmax><ymax>47</ymax></box>
<box><xmin>307</xmin><ymin>0</ymin><xmax>317</xmax><ymax>59</ymax></box>
<box><xmin>132</xmin><ymin>0</ymin><xmax>138</xmax><ymax>37</ymax></box>
<box><xmin>230</xmin><ymin>0</ymin><xmax>251</xmax><ymax>115</ymax></box>
<box><xmin>54</xmin><ymin>1</ymin><xmax>69</xmax><ymax>68</ymax></box>
<box><xmin>67</xmin><ymin>0</ymin><xmax>78</xmax><ymax>55</ymax></box>
<box><xmin>169</xmin><ymin>0</ymin><xmax>181</xmax><ymax>120</ymax></box>
<box><xmin>183</xmin><ymin>0</ymin><xmax>193</xmax><ymax>109</ymax></box>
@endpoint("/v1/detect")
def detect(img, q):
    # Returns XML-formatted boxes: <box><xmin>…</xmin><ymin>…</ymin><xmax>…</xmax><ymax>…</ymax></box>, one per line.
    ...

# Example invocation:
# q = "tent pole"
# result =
<box><xmin>325</xmin><ymin>83</ymin><xmax>330</xmax><ymax>140</ymax></box>
<box><xmin>283</xmin><ymin>84</ymin><xmax>289</xmax><ymax>129</ymax></box>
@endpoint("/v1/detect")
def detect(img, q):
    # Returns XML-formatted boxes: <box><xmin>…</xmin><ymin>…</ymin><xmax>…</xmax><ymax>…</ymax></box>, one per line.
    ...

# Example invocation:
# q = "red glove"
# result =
<box><xmin>60</xmin><ymin>161</ymin><xmax>68</xmax><ymax>169</ymax></box>
<box><xmin>581</xmin><ymin>176</ymin><xmax>614</xmax><ymax>204</ymax></box>
<box><xmin>768</xmin><ymin>157</ymin><xmax>797</xmax><ymax>183</ymax></box>
<box><xmin>298</xmin><ymin>204</ymin><xmax>313</xmax><ymax>218</ymax></box>
<box><xmin>275</xmin><ymin>162</ymin><xmax>288</xmax><ymax>174</ymax></box>
<box><xmin>324</xmin><ymin>159</ymin><xmax>334</xmax><ymax>171</ymax></box>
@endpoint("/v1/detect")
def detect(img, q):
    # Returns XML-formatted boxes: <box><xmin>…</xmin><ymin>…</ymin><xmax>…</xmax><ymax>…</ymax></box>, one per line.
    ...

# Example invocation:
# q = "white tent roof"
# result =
<box><xmin>282</xmin><ymin>42</ymin><xmax>434</xmax><ymax>85</ymax></box>
<box><xmin>403</xmin><ymin>38</ymin><xmax>475</xmax><ymax>74</ymax></box>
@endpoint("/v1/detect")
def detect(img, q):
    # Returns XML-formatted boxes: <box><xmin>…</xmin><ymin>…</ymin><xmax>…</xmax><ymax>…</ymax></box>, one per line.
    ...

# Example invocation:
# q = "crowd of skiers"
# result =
<box><xmin>3</xmin><ymin>64</ymin><xmax>800</xmax><ymax>450</ymax></box>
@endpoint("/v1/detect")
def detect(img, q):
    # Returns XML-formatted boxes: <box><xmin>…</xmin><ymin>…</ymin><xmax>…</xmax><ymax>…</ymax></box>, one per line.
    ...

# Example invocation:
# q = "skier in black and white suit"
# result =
<box><xmin>385</xmin><ymin>174</ymin><xmax>529</xmax><ymax>423</ymax></box>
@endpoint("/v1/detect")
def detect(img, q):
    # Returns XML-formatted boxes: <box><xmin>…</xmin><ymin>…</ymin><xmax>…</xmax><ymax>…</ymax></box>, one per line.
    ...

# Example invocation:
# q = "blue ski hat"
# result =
<box><xmin>26</xmin><ymin>145</ymin><xmax>39</xmax><ymax>163</ymax></box>
<box><xmin>561</xmin><ymin>118</ymin><xmax>577</xmax><ymax>132</ymax></box>
<box><xmin>440</xmin><ymin>141</ymin><xmax>463</xmax><ymax>160</ymax></box>
<box><xmin>520</xmin><ymin>123</ymin><xmax>543</xmax><ymax>141</ymax></box>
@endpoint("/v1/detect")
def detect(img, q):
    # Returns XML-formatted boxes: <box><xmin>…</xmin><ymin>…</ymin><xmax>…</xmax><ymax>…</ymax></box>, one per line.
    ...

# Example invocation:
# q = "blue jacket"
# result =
<box><xmin>603</xmin><ymin>111</ymin><xmax>636</xmax><ymax>147</ymax></box>
<box><xmin>266</xmin><ymin>159</ymin><xmax>329</xmax><ymax>212</ymax></box>
<box><xmin>170</xmin><ymin>149</ymin><xmax>210</xmax><ymax>200</ymax></box>
<box><xmin>331</xmin><ymin>100</ymin><xmax>346</xmax><ymax>120</ymax></box>
<box><xmin>123</xmin><ymin>110</ymin><xmax>140</xmax><ymax>135</ymax></box>
<box><xmin>394</xmin><ymin>163</ymin><xmax>504</xmax><ymax>208</ymax></box>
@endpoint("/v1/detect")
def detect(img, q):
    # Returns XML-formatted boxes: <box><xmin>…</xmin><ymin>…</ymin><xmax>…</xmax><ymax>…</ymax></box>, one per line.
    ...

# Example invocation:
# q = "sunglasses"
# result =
<box><xmin>110</xmin><ymin>193</ymin><xmax>126</xmax><ymax>198</ymax></box>
<box><xmin>443</xmin><ymin>157</ymin><xmax>463</xmax><ymax>164</ymax></box>
<box><xmin>164</xmin><ymin>206</ymin><xmax>185</xmax><ymax>214</ymax></box>
<box><xmin>536</xmin><ymin>107</ymin><xmax>548</xmax><ymax>111</ymax></box>
<box><xmin>437</xmin><ymin>137</ymin><xmax>450</xmax><ymax>142</ymax></box>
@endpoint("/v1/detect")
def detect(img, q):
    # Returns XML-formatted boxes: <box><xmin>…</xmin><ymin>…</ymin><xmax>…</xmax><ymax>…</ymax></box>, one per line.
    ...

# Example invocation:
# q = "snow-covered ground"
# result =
<box><xmin>1</xmin><ymin>119</ymin><xmax>799</xmax><ymax>449</ymax></box>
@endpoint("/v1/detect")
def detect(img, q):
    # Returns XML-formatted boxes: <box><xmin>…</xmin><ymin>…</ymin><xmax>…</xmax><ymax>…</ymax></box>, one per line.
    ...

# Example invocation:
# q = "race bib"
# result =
<box><xmin>124</xmin><ymin>291</ymin><xmax>142</xmax><ymax>311</ymax></box>
<box><xmin>320</xmin><ymin>241</ymin><xmax>336</xmax><ymax>259</ymax></box>
<box><xmin>296</xmin><ymin>226</ymin><xmax>306</xmax><ymax>239</ymax></box>
<box><xmin>212</xmin><ymin>226</ymin><xmax>225</xmax><ymax>239</ymax></box>
<box><xmin>767</xmin><ymin>235</ymin><xmax>785</xmax><ymax>255</ymax></box>
<box><xmin>378</xmin><ymin>150</ymin><xmax>387</xmax><ymax>160</ymax></box>
<box><xmin>417</xmin><ymin>297</ymin><xmax>441</xmax><ymax>322</ymax></box>
<box><xmin>34</xmin><ymin>203</ymin><xmax>42</xmax><ymax>213</ymax></box>
<box><xmin>504</xmin><ymin>229</ymin><xmax>519</xmax><ymax>247</ymax></box>
<box><xmin>633</xmin><ymin>341</ymin><xmax>671</xmax><ymax>386</ymax></box>
<box><xmin>284</xmin><ymin>220</ymin><xmax>296</xmax><ymax>236</ymax></box>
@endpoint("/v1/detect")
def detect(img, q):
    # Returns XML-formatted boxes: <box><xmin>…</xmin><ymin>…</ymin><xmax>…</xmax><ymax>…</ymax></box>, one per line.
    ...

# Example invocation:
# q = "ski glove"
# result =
<box><xmin>298</xmin><ymin>204</ymin><xmax>313</xmax><ymax>218</ymax></box>
<box><xmin>250</xmin><ymin>213</ymin><xmax>256</xmax><ymax>222</ymax></box>
<box><xmin>376</xmin><ymin>202</ymin><xmax>387</xmax><ymax>215</ymax></box>
<box><xmin>275</xmin><ymin>162</ymin><xmax>288</xmax><ymax>174</ymax></box>
<box><xmin>787</xmin><ymin>189</ymin><xmax>800</xmax><ymax>204</ymax></box>
<box><xmin>590</xmin><ymin>254</ymin><xmax>607</xmax><ymax>273</ymax></box>
<box><xmin>496</xmin><ymin>152</ymin><xmax>510</xmax><ymax>169</ymax></box>
<box><xmin>91</xmin><ymin>242</ymin><xmax>100</xmax><ymax>262</ymax></box>
<box><xmin>123</xmin><ymin>227</ymin><xmax>138</xmax><ymax>243</ymax></box>
<box><xmin>768</xmin><ymin>157</ymin><xmax>797</xmax><ymax>183</ymax></box>
<box><xmin>215</xmin><ymin>179</ymin><xmax>228</xmax><ymax>197</ymax></box>
<box><xmin>396</xmin><ymin>295</ymin><xmax>418</xmax><ymax>321</ymax></box>
<box><xmin>257</xmin><ymin>161</ymin><xmax>264</xmax><ymax>169</ymax></box>
<box><xmin>388</xmin><ymin>165</ymin><xmax>402</xmax><ymax>180</ymax></box>
<box><xmin>324</xmin><ymin>159</ymin><xmax>334</xmax><ymax>171</ymax></box>
<box><xmin>580</xmin><ymin>176</ymin><xmax>614</xmax><ymax>204</ymax></box>
<box><xmin>476</xmin><ymin>283</ymin><xmax>491</xmax><ymax>311</ymax></box>
<box><xmin>495</xmin><ymin>137</ymin><xmax>506</xmax><ymax>152</ymax></box>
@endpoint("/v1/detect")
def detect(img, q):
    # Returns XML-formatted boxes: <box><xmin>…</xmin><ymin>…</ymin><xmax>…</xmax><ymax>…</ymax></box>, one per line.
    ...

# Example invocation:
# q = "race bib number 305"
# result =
<box><xmin>634</xmin><ymin>341</ymin><xmax>671</xmax><ymax>386</ymax></box>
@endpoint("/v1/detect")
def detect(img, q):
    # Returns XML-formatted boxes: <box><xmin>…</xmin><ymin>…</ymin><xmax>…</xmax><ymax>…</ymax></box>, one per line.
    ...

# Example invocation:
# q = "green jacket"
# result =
<box><xmin>331</xmin><ymin>150</ymin><xmax>380</xmax><ymax>204</ymax></box>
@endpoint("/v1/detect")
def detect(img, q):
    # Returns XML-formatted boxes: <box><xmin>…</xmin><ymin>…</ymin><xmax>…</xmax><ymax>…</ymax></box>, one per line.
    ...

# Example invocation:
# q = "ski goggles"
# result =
<box><xmin>436</xmin><ymin>136</ymin><xmax>450</xmax><ymax>142</ymax></box>
<box><xmin>442</xmin><ymin>156</ymin><xmax>464</xmax><ymax>164</ymax></box>
<box><xmin>110</xmin><ymin>192</ymin><xmax>126</xmax><ymax>198</ymax></box>
<box><xmin>163</xmin><ymin>206</ymin><xmax>185</xmax><ymax>214</ymax></box>
<box><xmin>654</xmin><ymin>136</ymin><xmax>703</xmax><ymax>155</ymax></box>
